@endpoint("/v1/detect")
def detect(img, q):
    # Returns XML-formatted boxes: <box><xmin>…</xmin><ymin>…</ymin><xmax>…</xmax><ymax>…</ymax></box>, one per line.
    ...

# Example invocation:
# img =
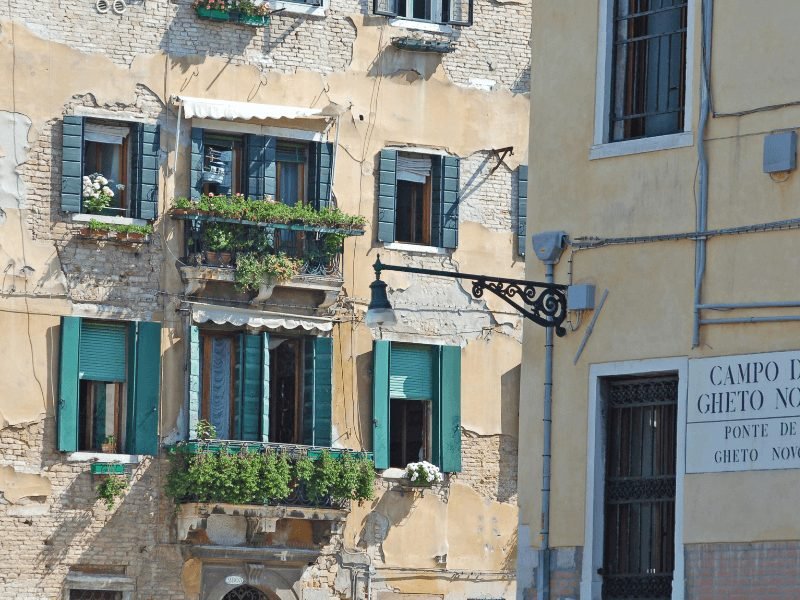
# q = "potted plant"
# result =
<box><xmin>82</xmin><ymin>173</ymin><xmax>122</xmax><ymax>215</ymax></box>
<box><xmin>237</xmin><ymin>0</ymin><xmax>270</xmax><ymax>26</ymax></box>
<box><xmin>171</xmin><ymin>197</ymin><xmax>195</xmax><ymax>216</ymax></box>
<box><xmin>204</xmin><ymin>223</ymin><xmax>235</xmax><ymax>266</ymax></box>
<box><xmin>193</xmin><ymin>0</ymin><xmax>231</xmax><ymax>21</ymax></box>
<box><xmin>404</xmin><ymin>461</ymin><xmax>443</xmax><ymax>487</ymax></box>
<box><xmin>126</xmin><ymin>224</ymin><xmax>154</xmax><ymax>242</ymax></box>
<box><xmin>101</xmin><ymin>435</ymin><xmax>118</xmax><ymax>454</ymax></box>
<box><xmin>87</xmin><ymin>219</ymin><xmax>111</xmax><ymax>239</ymax></box>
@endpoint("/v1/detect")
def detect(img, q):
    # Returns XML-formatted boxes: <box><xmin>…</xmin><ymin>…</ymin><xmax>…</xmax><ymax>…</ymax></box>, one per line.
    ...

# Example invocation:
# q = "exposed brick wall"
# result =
<box><xmin>685</xmin><ymin>541</ymin><xmax>800</xmax><ymax>600</ymax></box>
<box><xmin>520</xmin><ymin>547</ymin><xmax>582</xmax><ymax>600</ymax></box>
<box><xmin>454</xmin><ymin>429</ymin><xmax>517</xmax><ymax>504</ymax></box>
<box><xmin>459</xmin><ymin>150</ymin><xmax>519</xmax><ymax>233</ymax></box>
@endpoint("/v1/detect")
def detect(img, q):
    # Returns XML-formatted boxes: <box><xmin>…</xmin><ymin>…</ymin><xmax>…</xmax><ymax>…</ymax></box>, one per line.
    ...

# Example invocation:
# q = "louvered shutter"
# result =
<box><xmin>309</xmin><ymin>141</ymin><xmax>334</xmax><ymax>209</ymax></box>
<box><xmin>438</xmin><ymin>345</ymin><xmax>461</xmax><ymax>472</ymax></box>
<box><xmin>435</xmin><ymin>156</ymin><xmax>460</xmax><ymax>249</ymax></box>
<box><xmin>190</xmin><ymin>128</ymin><xmax>204</xmax><ymax>200</ymax></box>
<box><xmin>264</xmin><ymin>136</ymin><xmax>277</xmax><ymax>199</ymax></box>
<box><xmin>58</xmin><ymin>316</ymin><xmax>81</xmax><ymax>452</ymax></box>
<box><xmin>389</xmin><ymin>345</ymin><xmax>434</xmax><ymax>400</ymax></box>
<box><xmin>127</xmin><ymin>321</ymin><xmax>162</xmax><ymax>455</ymax></box>
<box><xmin>79</xmin><ymin>321</ymin><xmax>127</xmax><ymax>382</ymax></box>
<box><xmin>372</xmin><ymin>340</ymin><xmax>391</xmax><ymax>469</ymax></box>
<box><xmin>240</xmin><ymin>333</ymin><xmax>263</xmax><ymax>441</ymax></box>
<box><xmin>131</xmin><ymin>123</ymin><xmax>160</xmax><ymax>219</ymax></box>
<box><xmin>302</xmin><ymin>337</ymin><xmax>333</xmax><ymax>447</ymax></box>
<box><xmin>188</xmin><ymin>325</ymin><xmax>200</xmax><ymax>439</ymax></box>
<box><xmin>377</xmin><ymin>149</ymin><xmax>397</xmax><ymax>243</ymax></box>
<box><xmin>261</xmin><ymin>332</ymin><xmax>270</xmax><ymax>442</ymax></box>
<box><xmin>517</xmin><ymin>165</ymin><xmax>528</xmax><ymax>257</ymax></box>
<box><xmin>246</xmin><ymin>134</ymin><xmax>266</xmax><ymax>199</ymax></box>
<box><xmin>61</xmin><ymin>116</ymin><xmax>84</xmax><ymax>213</ymax></box>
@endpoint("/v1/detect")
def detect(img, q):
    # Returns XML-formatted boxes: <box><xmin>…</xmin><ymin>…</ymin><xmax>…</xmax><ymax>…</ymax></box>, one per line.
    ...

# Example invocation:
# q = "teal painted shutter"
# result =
<box><xmin>61</xmin><ymin>116</ymin><xmax>84</xmax><ymax>213</ymax></box>
<box><xmin>440</xmin><ymin>156</ymin><xmax>460</xmax><ymax>249</ymax></box>
<box><xmin>127</xmin><ymin>321</ymin><xmax>162</xmax><ymax>455</ymax></box>
<box><xmin>372</xmin><ymin>340</ymin><xmax>391</xmax><ymax>469</ymax></box>
<box><xmin>240</xmin><ymin>333</ymin><xmax>263</xmax><ymax>441</ymax></box>
<box><xmin>377</xmin><ymin>149</ymin><xmax>397</xmax><ymax>243</ymax></box>
<box><xmin>438</xmin><ymin>345</ymin><xmax>462</xmax><ymax>472</ymax></box>
<box><xmin>188</xmin><ymin>325</ymin><xmax>200</xmax><ymax>439</ymax></box>
<box><xmin>131</xmin><ymin>123</ymin><xmax>160</xmax><ymax>219</ymax></box>
<box><xmin>302</xmin><ymin>337</ymin><xmax>333</xmax><ymax>446</ymax></box>
<box><xmin>79</xmin><ymin>321</ymin><xmax>127</xmax><ymax>382</ymax></box>
<box><xmin>190</xmin><ymin>128</ymin><xmax>204</xmax><ymax>200</ymax></box>
<box><xmin>58</xmin><ymin>316</ymin><xmax>81</xmax><ymax>452</ymax></box>
<box><xmin>264</xmin><ymin>136</ymin><xmax>277</xmax><ymax>199</ymax></box>
<box><xmin>261</xmin><ymin>332</ymin><xmax>270</xmax><ymax>442</ymax></box>
<box><xmin>389</xmin><ymin>345</ymin><xmax>434</xmax><ymax>400</ymax></box>
<box><xmin>246</xmin><ymin>134</ymin><xmax>266</xmax><ymax>199</ymax></box>
<box><xmin>309</xmin><ymin>141</ymin><xmax>334</xmax><ymax>209</ymax></box>
<box><xmin>517</xmin><ymin>165</ymin><xmax>528</xmax><ymax>257</ymax></box>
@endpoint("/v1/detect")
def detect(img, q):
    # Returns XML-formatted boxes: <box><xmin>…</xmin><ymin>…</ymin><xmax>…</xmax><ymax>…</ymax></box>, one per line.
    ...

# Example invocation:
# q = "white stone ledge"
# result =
<box><xmin>67</xmin><ymin>451</ymin><xmax>142</xmax><ymax>464</ymax></box>
<box><xmin>383</xmin><ymin>241</ymin><xmax>449</xmax><ymax>255</ymax></box>
<box><xmin>589</xmin><ymin>132</ymin><xmax>694</xmax><ymax>160</ymax></box>
<box><xmin>71</xmin><ymin>213</ymin><xmax>149</xmax><ymax>227</ymax></box>
<box><xmin>389</xmin><ymin>18</ymin><xmax>453</xmax><ymax>34</ymax></box>
<box><xmin>272</xmin><ymin>0</ymin><xmax>326</xmax><ymax>16</ymax></box>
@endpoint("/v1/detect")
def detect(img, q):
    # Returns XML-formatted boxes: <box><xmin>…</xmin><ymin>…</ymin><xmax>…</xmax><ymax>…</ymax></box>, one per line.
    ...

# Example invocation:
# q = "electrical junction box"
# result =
<box><xmin>763</xmin><ymin>130</ymin><xmax>797</xmax><ymax>173</ymax></box>
<box><xmin>567</xmin><ymin>284</ymin><xmax>596</xmax><ymax>311</ymax></box>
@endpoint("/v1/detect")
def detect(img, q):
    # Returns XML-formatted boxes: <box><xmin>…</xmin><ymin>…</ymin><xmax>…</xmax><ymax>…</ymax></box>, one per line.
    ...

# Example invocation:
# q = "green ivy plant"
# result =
<box><xmin>96</xmin><ymin>474</ymin><xmax>128</xmax><ymax>509</ymax></box>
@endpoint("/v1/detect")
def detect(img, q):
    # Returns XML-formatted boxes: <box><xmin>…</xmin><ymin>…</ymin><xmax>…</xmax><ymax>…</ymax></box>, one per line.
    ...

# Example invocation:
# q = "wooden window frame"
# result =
<box><xmin>79</xmin><ymin>381</ymin><xmax>126</xmax><ymax>453</ymax></box>
<box><xmin>389</xmin><ymin>398</ymin><xmax>432</xmax><ymax>468</ymax></box>
<box><xmin>395</xmin><ymin>177</ymin><xmax>432</xmax><ymax>246</ymax></box>
<box><xmin>84</xmin><ymin>137</ymin><xmax>129</xmax><ymax>214</ymax></box>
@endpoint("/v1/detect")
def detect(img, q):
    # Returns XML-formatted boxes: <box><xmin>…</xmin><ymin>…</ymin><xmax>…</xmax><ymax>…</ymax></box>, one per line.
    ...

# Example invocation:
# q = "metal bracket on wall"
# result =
<box><xmin>488</xmin><ymin>146</ymin><xmax>514</xmax><ymax>176</ymax></box>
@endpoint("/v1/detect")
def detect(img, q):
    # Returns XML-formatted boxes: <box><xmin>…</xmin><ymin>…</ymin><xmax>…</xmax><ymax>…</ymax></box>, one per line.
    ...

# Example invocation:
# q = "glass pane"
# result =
<box><xmin>69</xmin><ymin>590</ymin><xmax>122</xmax><ymax>600</ymax></box>
<box><xmin>209</xmin><ymin>337</ymin><xmax>233</xmax><ymax>439</ymax></box>
<box><xmin>278</xmin><ymin>162</ymin><xmax>300</xmax><ymax>206</ymax></box>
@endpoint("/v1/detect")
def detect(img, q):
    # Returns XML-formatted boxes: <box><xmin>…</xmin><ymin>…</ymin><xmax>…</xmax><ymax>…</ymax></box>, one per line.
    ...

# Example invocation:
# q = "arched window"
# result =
<box><xmin>222</xmin><ymin>585</ymin><xmax>268</xmax><ymax>600</ymax></box>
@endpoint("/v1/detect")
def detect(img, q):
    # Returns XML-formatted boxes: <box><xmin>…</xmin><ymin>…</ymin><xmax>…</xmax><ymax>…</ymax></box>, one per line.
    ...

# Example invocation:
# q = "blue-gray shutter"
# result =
<box><xmin>240</xmin><ymin>333</ymin><xmax>263</xmax><ymax>441</ymax></box>
<box><xmin>389</xmin><ymin>344</ymin><xmax>434</xmax><ymax>400</ymax></box>
<box><xmin>261</xmin><ymin>332</ymin><xmax>270</xmax><ymax>442</ymax></box>
<box><xmin>438</xmin><ymin>156</ymin><xmax>460</xmax><ymax>249</ymax></box>
<box><xmin>61</xmin><ymin>116</ymin><xmax>84</xmax><ymax>213</ymax></box>
<box><xmin>79</xmin><ymin>321</ymin><xmax>127</xmax><ymax>382</ymax></box>
<box><xmin>302</xmin><ymin>337</ymin><xmax>333</xmax><ymax>447</ymax></box>
<box><xmin>246</xmin><ymin>134</ymin><xmax>266</xmax><ymax>199</ymax></box>
<box><xmin>131</xmin><ymin>123</ymin><xmax>160</xmax><ymax>219</ymax></box>
<box><xmin>188</xmin><ymin>325</ymin><xmax>200</xmax><ymax>439</ymax></box>
<box><xmin>309</xmin><ymin>141</ymin><xmax>334</xmax><ymax>209</ymax></box>
<box><xmin>377</xmin><ymin>149</ymin><xmax>397</xmax><ymax>243</ymax></box>
<box><xmin>517</xmin><ymin>165</ymin><xmax>528</xmax><ymax>257</ymax></box>
<box><xmin>190</xmin><ymin>128</ymin><xmax>204</xmax><ymax>200</ymax></box>
<box><xmin>264</xmin><ymin>136</ymin><xmax>277</xmax><ymax>199</ymax></box>
<box><xmin>127</xmin><ymin>321</ymin><xmax>161</xmax><ymax>455</ymax></box>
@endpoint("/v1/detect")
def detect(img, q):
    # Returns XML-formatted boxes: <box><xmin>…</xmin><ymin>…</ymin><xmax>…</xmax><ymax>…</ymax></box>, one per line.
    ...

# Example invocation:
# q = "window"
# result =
<box><xmin>69</xmin><ymin>591</ymin><xmax>123</xmax><ymax>600</ymax></box>
<box><xmin>601</xmin><ymin>377</ymin><xmax>677</xmax><ymax>600</ymax></box>
<box><xmin>377</xmin><ymin>149</ymin><xmax>460</xmax><ymax>249</ymax></box>
<box><xmin>61</xmin><ymin>116</ymin><xmax>160</xmax><ymax>219</ymax></box>
<box><xmin>58</xmin><ymin>317</ymin><xmax>161</xmax><ymax>455</ymax></box>
<box><xmin>190</xmin><ymin>128</ymin><xmax>333</xmax><ymax>210</ymax></box>
<box><xmin>607</xmin><ymin>0</ymin><xmax>688</xmax><ymax>142</ymax></box>
<box><xmin>372</xmin><ymin>341</ymin><xmax>461</xmax><ymax>471</ymax></box>
<box><xmin>373</xmin><ymin>0</ymin><xmax>473</xmax><ymax>26</ymax></box>
<box><xmin>188</xmin><ymin>328</ymin><xmax>332</xmax><ymax>445</ymax></box>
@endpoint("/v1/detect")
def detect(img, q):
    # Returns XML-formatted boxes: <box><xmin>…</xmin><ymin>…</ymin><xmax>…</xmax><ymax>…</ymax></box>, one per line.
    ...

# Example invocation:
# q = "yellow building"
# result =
<box><xmin>0</xmin><ymin>0</ymin><xmax>530</xmax><ymax>598</ymax></box>
<box><xmin>519</xmin><ymin>1</ymin><xmax>800</xmax><ymax>599</ymax></box>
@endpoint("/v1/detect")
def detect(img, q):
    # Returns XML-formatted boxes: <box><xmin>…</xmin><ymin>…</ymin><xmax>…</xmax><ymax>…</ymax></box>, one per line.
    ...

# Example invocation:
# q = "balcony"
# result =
<box><xmin>167</xmin><ymin>441</ymin><xmax>375</xmax><ymax>548</ymax></box>
<box><xmin>171</xmin><ymin>197</ymin><xmax>365</xmax><ymax>308</ymax></box>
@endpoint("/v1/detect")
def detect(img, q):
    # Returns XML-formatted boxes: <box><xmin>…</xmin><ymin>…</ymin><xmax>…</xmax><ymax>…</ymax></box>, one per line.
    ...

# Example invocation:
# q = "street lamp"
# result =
<box><xmin>365</xmin><ymin>255</ymin><xmax>569</xmax><ymax>336</ymax></box>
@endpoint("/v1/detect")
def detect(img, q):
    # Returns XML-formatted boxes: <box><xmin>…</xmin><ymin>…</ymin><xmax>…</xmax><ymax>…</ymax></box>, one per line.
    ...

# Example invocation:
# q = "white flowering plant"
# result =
<box><xmin>404</xmin><ymin>461</ymin><xmax>443</xmax><ymax>486</ymax></box>
<box><xmin>82</xmin><ymin>173</ymin><xmax>123</xmax><ymax>214</ymax></box>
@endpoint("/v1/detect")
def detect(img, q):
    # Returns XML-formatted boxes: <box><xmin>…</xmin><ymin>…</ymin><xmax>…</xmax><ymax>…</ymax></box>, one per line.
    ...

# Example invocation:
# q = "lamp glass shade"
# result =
<box><xmin>366</xmin><ymin>278</ymin><xmax>397</xmax><ymax>327</ymax></box>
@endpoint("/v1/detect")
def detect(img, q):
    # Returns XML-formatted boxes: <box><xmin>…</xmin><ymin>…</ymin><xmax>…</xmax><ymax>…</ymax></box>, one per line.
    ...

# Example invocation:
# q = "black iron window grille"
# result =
<box><xmin>602</xmin><ymin>377</ymin><xmax>677</xmax><ymax>600</ymax></box>
<box><xmin>610</xmin><ymin>0</ymin><xmax>688</xmax><ymax>142</ymax></box>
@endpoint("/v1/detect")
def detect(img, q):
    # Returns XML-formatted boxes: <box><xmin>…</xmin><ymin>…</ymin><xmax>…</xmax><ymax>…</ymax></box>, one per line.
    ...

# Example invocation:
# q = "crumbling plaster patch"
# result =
<box><xmin>0</xmin><ymin>110</ymin><xmax>30</xmax><ymax>213</ymax></box>
<box><xmin>0</xmin><ymin>465</ymin><xmax>51</xmax><ymax>503</ymax></box>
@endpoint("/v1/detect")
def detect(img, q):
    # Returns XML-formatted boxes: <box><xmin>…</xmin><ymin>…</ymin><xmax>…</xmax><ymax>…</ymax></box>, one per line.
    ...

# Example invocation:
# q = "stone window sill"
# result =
<box><xmin>67</xmin><ymin>451</ymin><xmax>142</xmax><ymax>464</ymax></box>
<box><xmin>383</xmin><ymin>241</ymin><xmax>449</xmax><ymax>255</ymax></box>
<box><xmin>389</xmin><ymin>18</ymin><xmax>453</xmax><ymax>34</ymax></box>
<box><xmin>589</xmin><ymin>132</ymin><xmax>694</xmax><ymax>160</ymax></box>
<box><xmin>71</xmin><ymin>213</ymin><xmax>148</xmax><ymax>227</ymax></box>
<box><xmin>272</xmin><ymin>0</ymin><xmax>325</xmax><ymax>16</ymax></box>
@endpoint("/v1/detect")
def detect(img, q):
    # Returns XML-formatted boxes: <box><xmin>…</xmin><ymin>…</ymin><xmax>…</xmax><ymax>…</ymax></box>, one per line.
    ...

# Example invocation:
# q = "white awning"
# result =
<box><xmin>191</xmin><ymin>303</ymin><xmax>333</xmax><ymax>333</ymax></box>
<box><xmin>175</xmin><ymin>96</ymin><xmax>324</xmax><ymax>121</ymax></box>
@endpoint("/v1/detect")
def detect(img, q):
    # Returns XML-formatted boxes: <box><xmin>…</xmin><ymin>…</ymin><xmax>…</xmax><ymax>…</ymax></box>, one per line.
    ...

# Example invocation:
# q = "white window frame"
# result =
<box><xmin>590</xmin><ymin>0</ymin><xmax>697</xmax><ymax>160</ymax></box>
<box><xmin>271</xmin><ymin>0</ymin><xmax>327</xmax><ymax>17</ymax></box>
<box><xmin>580</xmin><ymin>357</ymin><xmax>687</xmax><ymax>600</ymax></box>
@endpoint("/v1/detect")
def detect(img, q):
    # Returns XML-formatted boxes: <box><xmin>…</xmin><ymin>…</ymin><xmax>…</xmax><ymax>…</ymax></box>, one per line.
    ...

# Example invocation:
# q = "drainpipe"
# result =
<box><xmin>692</xmin><ymin>0</ymin><xmax>713</xmax><ymax>347</ymax></box>
<box><xmin>531</xmin><ymin>231</ymin><xmax>568</xmax><ymax>600</ymax></box>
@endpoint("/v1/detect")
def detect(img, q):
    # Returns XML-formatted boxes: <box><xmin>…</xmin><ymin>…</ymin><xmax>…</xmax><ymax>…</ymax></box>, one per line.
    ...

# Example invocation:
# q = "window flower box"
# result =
<box><xmin>195</xmin><ymin>6</ymin><xmax>231</xmax><ymax>20</ymax></box>
<box><xmin>91</xmin><ymin>462</ymin><xmax>126</xmax><ymax>476</ymax></box>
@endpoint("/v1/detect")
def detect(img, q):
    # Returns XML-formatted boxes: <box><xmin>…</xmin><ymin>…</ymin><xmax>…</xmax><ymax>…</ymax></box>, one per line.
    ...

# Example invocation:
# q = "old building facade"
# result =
<box><xmin>0</xmin><ymin>0</ymin><xmax>530</xmax><ymax>597</ymax></box>
<box><xmin>519</xmin><ymin>1</ymin><xmax>800</xmax><ymax>599</ymax></box>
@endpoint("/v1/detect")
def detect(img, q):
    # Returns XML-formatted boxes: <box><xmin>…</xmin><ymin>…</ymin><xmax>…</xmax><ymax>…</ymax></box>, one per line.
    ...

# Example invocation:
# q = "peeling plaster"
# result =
<box><xmin>0</xmin><ymin>110</ymin><xmax>30</xmax><ymax>213</ymax></box>
<box><xmin>0</xmin><ymin>466</ymin><xmax>51</xmax><ymax>503</ymax></box>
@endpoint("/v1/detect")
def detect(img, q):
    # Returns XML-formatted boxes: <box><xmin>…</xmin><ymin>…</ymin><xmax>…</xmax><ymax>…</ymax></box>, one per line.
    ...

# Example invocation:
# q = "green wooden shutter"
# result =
<box><xmin>440</xmin><ymin>156</ymin><xmax>460</xmax><ymax>249</ymax></box>
<box><xmin>372</xmin><ymin>340</ymin><xmax>391</xmax><ymax>469</ymax></box>
<box><xmin>58</xmin><ymin>316</ymin><xmax>81</xmax><ymax>452</ymax></box>
<box><xmin>61</xmin><ymin>116</ymin><xmax>84</xmax><ymax>213</ymax></box>
<box><xmin>261</xmin><ymin>332</ymin><xmax>270</xmax><ymax>442</ymax></box>
<box><xmin>517</xmin><ymin>165</ymin><xmax>528</xmax><ymax>257</ymax></box>
<box><xmin>377</xmin><ymin>149</ymin><xmax>397</xmax><ymax>243</ymax></box>
<box><xmin>79</xmin><ymin>321</ymin><xmax>127</xmax><ymax>382</ymax></box>
<box><xmin>188</xmin><ymin>325</ymin><xmax>200</xmax><ymax>439</ymax></box>
<box><xmin>309</xmin><ymin>141</ymin><xmax>334</xmax><ymax>209</ymax></box>
<box><xmin>240</xmin><ymin>333</ymin><xmax>263</xmax><ymax>441</ymax></box>
<box><xmin>264</xmin><ymin>136</ymin><xmax>277</xmax><ymax>199</ymax></box>
<box><xmin>438</xmin><ymin>345</ymin><xmax>462</xmax><ymax>472</ymax></box>
<box><xmin>190</xmin><ymin>128</ymin><xmax>204</xmax><ymax>200</ymax></box>
<box><xmin>246</xmin><ymin>134</ymin><xmax>266</xmax><ymax>199</ymax></box>
<box><xmin>131</xmin><ymin>123</ymin><xmax>160</xmax><ymax>220</ymax></box>
<box><xmin>302</xmin><ymin>337</ymin><xmax>333</xmax><ymax>447</ymax></box>
<box><xmin>127</xmin><ymin>321</ymin><xmax>162</xmax><ymax>455</ymax></box>
<box><xmin>389</xmin><ymin>344</ymin><xmax>434</xmax><ymax>400</ymax></box>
